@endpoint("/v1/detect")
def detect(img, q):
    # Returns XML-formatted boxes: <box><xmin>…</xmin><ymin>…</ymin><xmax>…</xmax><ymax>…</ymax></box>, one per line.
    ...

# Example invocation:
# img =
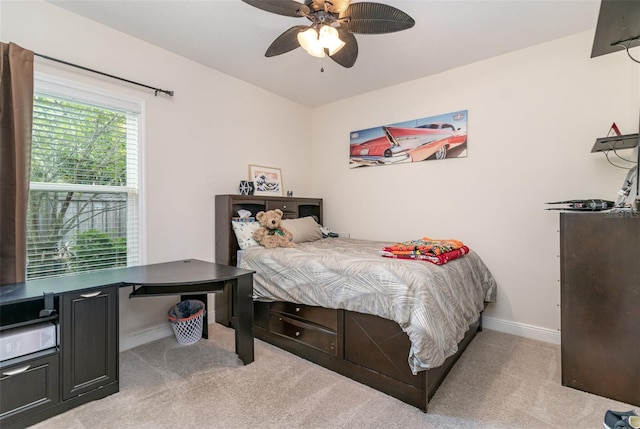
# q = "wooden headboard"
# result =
<box><xmin>214</xmin><ymin>194</ymin><xmax>323</xmax><ymax>326</ymax></box>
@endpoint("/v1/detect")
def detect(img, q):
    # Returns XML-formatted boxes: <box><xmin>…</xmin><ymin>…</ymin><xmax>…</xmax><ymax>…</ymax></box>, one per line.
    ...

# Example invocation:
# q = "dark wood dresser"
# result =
<box><xmin>560</xmin><ymin>212</ymin><xmax>639</xmax><ymax>406</ymax></box>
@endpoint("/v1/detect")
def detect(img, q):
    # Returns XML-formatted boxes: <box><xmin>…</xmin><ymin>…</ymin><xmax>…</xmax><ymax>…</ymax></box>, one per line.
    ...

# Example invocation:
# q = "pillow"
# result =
<box><xmin>231</xmin><ymin>220</ymin><xmax>260</xmax><ymax>249</ymax></box>
<box><xmin>281</xmin><ymin>216</ymin><xmax>322</xmax><ymax>243</ymax></box>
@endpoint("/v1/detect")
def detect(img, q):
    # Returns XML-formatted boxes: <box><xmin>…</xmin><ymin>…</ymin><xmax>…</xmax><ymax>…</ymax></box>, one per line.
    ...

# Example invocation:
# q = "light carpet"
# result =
<box><xmin>32</xmin><ymin>324</ymin><xmax>635</xmax><ymax>429</ymax></box>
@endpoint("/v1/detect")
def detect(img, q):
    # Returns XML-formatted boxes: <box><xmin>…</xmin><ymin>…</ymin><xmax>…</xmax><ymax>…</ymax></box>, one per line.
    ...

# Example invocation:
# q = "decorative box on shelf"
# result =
<box><xmin>232</xmin><ymin>217</ymin><xmax>255</xmax><ymax>223</ymax></box>
<box><xmin>238</xmin><ymin>180</ymin><xmax>254</xmax><ymax>196</ymax></box>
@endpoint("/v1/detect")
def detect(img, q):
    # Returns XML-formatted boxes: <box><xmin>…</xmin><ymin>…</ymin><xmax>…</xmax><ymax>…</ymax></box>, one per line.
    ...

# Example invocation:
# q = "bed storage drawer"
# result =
<box><xmin>344</xmin><ymin>311</ymin><xmax>419</xmax><ymax>387</ymax></box>
<box><xmin>270</xmin><ymin>302</ymin><xmax>338</xmax><ymax>331</ymax></box>
<box><xmin>269</xmin><ymin>314</ymin><xmax>337</xmax><ymax>356</ymax></box>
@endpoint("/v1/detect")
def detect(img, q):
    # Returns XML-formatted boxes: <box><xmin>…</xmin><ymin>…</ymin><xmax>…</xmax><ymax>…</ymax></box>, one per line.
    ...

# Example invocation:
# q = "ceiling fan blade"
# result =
<box><xmin>306</xmin><ymin>0</ymin><xmax>351</xmax><ymax>14</ymax></box>
<box><xmin>242</xmin><ymin>0</ymin><xmax>310</xmax><ymax>17</ymax></box>
<box><xmin>265</xmin><ymin>25</ymin><xmax>307</xmax><ymax>57</ymax></box>
<box><xmin>328</xmin><ymin>28</ymin><xmax>358</xmax><ymax>68</ymax></box>
<box><xmin>340</xmin><ymin>2</ymin><xmax>415</xmax><ymax>34</ymax></box>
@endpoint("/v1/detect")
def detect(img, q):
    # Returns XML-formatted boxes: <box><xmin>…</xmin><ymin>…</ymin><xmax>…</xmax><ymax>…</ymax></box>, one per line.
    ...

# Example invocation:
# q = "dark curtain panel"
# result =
<box><xmin>0</xmin><ymin>42</ymin><xmax>34</xmax><ymax>285</ymax></box>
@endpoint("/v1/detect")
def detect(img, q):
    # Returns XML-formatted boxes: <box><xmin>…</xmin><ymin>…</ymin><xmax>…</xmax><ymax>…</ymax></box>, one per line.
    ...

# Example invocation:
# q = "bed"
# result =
<box><xmin>214</xmin><ymin>194</ymin><xmax>496</xmax><ymax>412</ymax></box>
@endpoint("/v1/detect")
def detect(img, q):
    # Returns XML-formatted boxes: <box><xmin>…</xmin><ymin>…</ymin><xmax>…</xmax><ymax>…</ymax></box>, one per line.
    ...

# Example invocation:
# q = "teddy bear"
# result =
<box><xmin>252</xmin><ymin>209</ymin><xmax>295</xmax><ymax>248</ymax></box>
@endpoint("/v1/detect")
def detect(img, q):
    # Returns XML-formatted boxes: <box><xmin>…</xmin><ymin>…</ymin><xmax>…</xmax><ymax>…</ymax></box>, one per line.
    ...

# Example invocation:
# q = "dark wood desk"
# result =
<box><xmin>0</xmin><ymin>259</ymin><xmax>255</xmax><ymax>365</ymax></box>
<box><xmin>125</xmin><ymin>259</ymin><xmax>255</xmax><ymax>364</ymax></box>
<box><xmin>0</xmin><ymin>259</ymin><xmax>255</xmax><ymax>429</ymax></box>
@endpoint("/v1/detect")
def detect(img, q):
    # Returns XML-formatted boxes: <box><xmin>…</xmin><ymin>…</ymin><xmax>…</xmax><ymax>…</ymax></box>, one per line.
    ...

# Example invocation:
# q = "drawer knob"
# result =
<box><xmin>283</xmin><ymin>205</ymin><xmax>287</xmax><ymax>209</ymax></box>
<box><xmin>295</xmin><ymin>331</ymin><xmax>300</xmax><ymax>337</ymax></box>
<box><xmin>3</xmin><ymin>365</ymin><xmax>30</xmax><ymax>376</ymax></box>
<box><xmin>295</xmin><ymin>307</ymin><xmax>300</xmax><ymax>312</ymax></box>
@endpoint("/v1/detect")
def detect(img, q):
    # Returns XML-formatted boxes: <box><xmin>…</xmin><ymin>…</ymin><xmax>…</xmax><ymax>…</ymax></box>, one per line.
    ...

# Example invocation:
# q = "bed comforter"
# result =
<box><xmin>240</xmin><ymin>237</ymin><xmax>497</xmax><ymax>374</ymax></box>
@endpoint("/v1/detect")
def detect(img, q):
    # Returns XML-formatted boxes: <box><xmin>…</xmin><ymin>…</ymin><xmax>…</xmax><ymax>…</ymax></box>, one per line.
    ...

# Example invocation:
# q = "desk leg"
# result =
<box><xmin>233</xmin><ymin>275</ymin><xmax>254</xmax><ymax>364</ymax></box>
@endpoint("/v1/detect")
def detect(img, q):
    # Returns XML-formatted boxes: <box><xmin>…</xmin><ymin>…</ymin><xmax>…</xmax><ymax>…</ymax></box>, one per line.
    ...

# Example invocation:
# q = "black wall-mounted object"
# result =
<box><xmin>591</xmin><ymin>133</ymin><xmax>639</xmax><ymax>152</ymax></box>
<box><xmin>591</xmin><ymin>0</ymin><xmax>640</xmax><ymax>58</ymax></box>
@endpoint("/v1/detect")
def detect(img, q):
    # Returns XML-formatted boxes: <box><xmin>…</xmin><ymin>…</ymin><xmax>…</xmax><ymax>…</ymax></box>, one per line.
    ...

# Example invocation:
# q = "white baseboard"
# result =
<box><xmin>119</xmin><ymin>323</ymin><xmax>174</xmax><ymax>352</ymax></box>
<box><xmin>119</xmin><ymin>314</ymin><xmax>216</xmax><ymax>352</ymax></box>
<box><xmin>119</xmin><ymin>315</ymin><xmax>562</xmax><ymax>352</ymax></box>
<box><xmin>483</xmin><ymin>316</ymin><xmax>561</xmax><ymax>345</ymax></box>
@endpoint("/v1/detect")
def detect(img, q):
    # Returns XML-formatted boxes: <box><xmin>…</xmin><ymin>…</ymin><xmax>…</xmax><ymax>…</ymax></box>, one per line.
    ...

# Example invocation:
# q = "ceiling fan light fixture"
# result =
<box><xmin>319</xmin><ymin>25</ymin><xmax>345</xmax><ymax>55</ymax></box>
<box><xmin>297</xmin><ymin>27</ymin><xmax>325</xmax><ymax>57</ymax></box>
<box><xmin>307</xmin><ymin>44</ymin><xmax>326</xmax><ymax>58</ymax></box>
<box><xmin>243</xmin><ymin>0</ymin><xmax>416</xmax><ymax>68</ymax></box>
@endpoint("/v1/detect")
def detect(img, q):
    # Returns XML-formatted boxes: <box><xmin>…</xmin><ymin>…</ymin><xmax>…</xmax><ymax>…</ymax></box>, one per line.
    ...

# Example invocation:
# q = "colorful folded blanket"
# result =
<box><xmin>380</xmin><ymin>237</ymin><xmax>469</xmax><ymax>265</ymax></box>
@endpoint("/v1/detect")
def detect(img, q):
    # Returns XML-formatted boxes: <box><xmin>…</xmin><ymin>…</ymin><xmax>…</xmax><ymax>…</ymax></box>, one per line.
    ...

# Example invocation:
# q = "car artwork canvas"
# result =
<box><xmin>349</xmin><ymin>110</ymin><xmax>468</xmax><ymax>168</ymax></box>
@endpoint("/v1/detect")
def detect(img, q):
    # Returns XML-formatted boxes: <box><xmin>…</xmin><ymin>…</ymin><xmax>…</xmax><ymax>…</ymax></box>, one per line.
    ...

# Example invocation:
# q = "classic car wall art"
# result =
<box><xmin>349</xmin><ymin>110</ymin><xmax>468</xmax><ymax>168</ymax></box>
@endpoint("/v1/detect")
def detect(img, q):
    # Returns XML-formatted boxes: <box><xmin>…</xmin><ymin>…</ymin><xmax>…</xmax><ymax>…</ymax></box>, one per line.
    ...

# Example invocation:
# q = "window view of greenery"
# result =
<box><xmin>27</xmin><ymin>93</ymin><xmax>138</xmax><ymax>279</ymax></box>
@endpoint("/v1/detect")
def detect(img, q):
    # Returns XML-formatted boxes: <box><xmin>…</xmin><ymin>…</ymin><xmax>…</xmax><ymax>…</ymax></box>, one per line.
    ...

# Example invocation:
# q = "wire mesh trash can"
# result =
<box><xmin>168</xmin><ymin>299</ymin><xmax>206</xmax><ymax>345</ymax></box>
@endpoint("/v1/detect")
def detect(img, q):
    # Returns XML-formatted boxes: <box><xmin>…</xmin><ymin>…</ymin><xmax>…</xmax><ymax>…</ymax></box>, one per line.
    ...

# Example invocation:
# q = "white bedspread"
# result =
<box><xmin>240</xmin><ymin>237</ymin><xmax>497</xmax><ymax>374</ymax></box>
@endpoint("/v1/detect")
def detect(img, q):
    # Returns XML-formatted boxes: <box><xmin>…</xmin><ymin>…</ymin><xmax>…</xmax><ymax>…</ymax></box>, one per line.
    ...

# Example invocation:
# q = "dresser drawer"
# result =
<box><xmin>0</xmin><ymin>352</ymin><xmax>59</xmax><ymax>425</ymax></box>
<box><xmin>269</xmin><ymin>314</ymin><xmax>337</xmax><ymax>356</ymax></box>
<box><xmin>266</xmin><ymin>201</ymin><xmax>298</xmax><ymax>219</ymax></box>
<box><xmin>270</xmin><ymin>302</ymin><xmax>338</xmax><ymax>331</ymax></box>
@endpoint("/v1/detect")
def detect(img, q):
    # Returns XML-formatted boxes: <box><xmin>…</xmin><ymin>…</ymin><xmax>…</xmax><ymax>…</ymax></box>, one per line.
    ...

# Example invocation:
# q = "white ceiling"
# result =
<box><xmin>48</xmin><ymin>0</ymin><xmax>602</xmax><ymax>107</ymax></box>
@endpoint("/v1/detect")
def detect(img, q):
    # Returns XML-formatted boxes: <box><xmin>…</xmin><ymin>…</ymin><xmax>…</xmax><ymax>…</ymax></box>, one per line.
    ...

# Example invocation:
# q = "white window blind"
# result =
<box><xmin>27</xmin><ymin>76</ymin><xmax>142</xmax><ymax>280</ymax></box>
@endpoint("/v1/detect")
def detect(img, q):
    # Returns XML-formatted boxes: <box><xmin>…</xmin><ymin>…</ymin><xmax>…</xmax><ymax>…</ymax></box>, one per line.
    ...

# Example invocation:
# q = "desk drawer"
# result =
<box><xmin>270</xmin><ymin>302</ymin><xmax>337</xmax><ymax>331</ymax></box>
<box><xmin>269</xmin><ymin>314</ymin><xmax>337</xmax><ymax>356</ymax></box>
<box><xmin>0</xmin><ymin>352</ymin><xmax>59</xmax><ymax>425</ymax></box>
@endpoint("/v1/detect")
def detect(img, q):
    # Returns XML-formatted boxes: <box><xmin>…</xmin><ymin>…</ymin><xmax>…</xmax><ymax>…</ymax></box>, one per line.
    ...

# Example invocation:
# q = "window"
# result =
<box><xmin>27</xmin><ymin>74</ymin><xmax>143</xmax><ymax>279</ymax></box>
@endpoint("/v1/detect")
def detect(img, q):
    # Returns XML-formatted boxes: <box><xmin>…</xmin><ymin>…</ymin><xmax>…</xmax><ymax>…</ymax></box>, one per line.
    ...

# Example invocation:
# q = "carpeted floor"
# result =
<box><xmin>32</xmin><ymin>324</ymin><xmax>634</xmax><ymax>429</ymax></box>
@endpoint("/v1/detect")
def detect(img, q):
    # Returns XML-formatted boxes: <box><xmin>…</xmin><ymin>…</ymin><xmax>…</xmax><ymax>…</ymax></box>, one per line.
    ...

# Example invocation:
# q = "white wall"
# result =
<box><xmin>1</xmin><ymin>0</ymin><xmax>314</xmax><ymax>347</ymax></box>
<box><xmin>3</xmin><ymin>1</ymin><xmax>638</xmax><ymax>347</ymax></box>
<box><xmin>311</xmin><ymin>31</ymin><xmax>640</xmax><ymax>342</ymax></box>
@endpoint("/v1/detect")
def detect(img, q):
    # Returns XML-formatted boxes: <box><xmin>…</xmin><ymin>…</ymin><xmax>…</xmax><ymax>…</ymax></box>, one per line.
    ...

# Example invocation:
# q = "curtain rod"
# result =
<box><xmin>34</xmin><ymin>52</ymin><xmax>174</xmax><ymax>97</ymax></box>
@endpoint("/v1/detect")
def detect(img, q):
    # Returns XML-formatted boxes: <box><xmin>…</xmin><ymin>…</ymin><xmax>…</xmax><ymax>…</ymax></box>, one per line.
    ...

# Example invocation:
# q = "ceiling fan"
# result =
<box><xmin>241</xmin><ymin>0</ymin><xmax>415</xmax><ymax>68</ymax></box>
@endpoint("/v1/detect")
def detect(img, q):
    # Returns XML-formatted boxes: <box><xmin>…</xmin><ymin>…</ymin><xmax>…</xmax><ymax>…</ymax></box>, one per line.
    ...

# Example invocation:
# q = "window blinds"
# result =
<box><xmin>27</xmin><ymin>78</ymin><xmax>141</xmax><ymax>280</ymax></box>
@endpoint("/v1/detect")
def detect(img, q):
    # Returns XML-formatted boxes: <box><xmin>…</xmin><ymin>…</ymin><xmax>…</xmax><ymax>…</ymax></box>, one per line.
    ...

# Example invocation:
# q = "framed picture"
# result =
<box><xmin>248</xmin><ymin>165</ymin><xmax>283</xmax><ymax>196</ymax></box>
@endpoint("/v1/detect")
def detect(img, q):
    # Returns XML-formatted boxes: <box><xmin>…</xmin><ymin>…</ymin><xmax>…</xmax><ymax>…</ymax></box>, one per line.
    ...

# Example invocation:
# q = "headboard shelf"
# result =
<box><xmin>214</xmin><ymin>194</ymin><xmax>323</xmax><ymax>325</ymax></box>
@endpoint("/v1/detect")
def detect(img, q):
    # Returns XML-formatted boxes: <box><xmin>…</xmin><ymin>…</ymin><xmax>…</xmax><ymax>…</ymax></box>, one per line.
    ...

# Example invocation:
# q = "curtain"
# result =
<box><xmin>0</xmin><ymin>42</ymin><xmax>34</xmax><ymax>285</ymax></box>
